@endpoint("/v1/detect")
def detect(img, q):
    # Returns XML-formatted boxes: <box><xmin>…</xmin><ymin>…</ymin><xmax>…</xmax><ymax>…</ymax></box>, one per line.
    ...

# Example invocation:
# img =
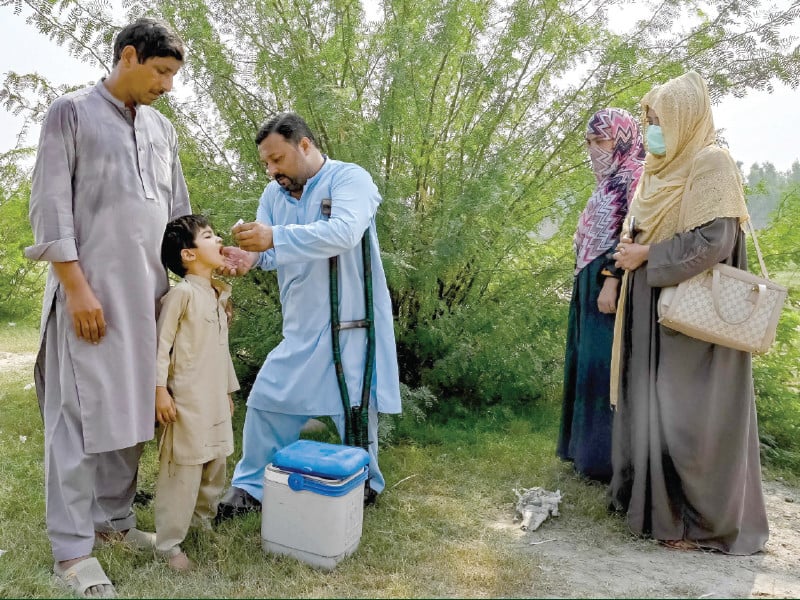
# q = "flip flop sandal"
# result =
<box><xmin>53</xmin><ymin>557</ymin><xmax>117</xmax><ymax>598</ymax></box>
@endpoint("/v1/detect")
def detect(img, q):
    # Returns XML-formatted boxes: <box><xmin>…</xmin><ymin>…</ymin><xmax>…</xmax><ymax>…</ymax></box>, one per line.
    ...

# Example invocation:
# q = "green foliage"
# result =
<box><xmin>0</xmin><ymin>149</ymin><xmax>45</xmax><ymax>322</ymax></box>
<box><xmin>3</xmin><ymin>0</ymin><xmax>800</xmax><ymax>422</ymax></box>
<box><xmin>744</xmin><ymin>161</ymin><xmax>800</xmax><ymax>229</ymax></box>
<box><xmin>378</xmin><ymin>382</ymin><xmax>438</xmax><ymax>444</ymax></box>
<box><xmin>753</xmin><ymin>293</ymin><xmax>800</xmax><ymax>474</ymax></box>
<box><xmin>226</xmin><ymin>269</ymin><xmax>284</xmax><ymax>393</ymax></box>
<box><xmin>747</xmin><ymin>179</ymin><xmax>800</xmax><ymax>474</ymax></box>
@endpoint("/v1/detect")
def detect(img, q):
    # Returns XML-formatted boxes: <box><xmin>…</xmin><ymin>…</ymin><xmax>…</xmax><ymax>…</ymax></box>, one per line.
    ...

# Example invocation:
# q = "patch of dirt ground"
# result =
<box><xmin>498</xmin><ymin>480</ymin><xmax>800</xmax><ymax>598</ymax></box>
<box><xmin>0</xmin><ymin>351</ymin><xmax>36</xmax><ymax>373</ymax></box>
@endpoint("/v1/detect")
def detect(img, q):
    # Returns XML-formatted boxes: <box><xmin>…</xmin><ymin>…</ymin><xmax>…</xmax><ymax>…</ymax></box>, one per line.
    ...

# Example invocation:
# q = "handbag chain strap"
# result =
<box><xmin>744</xmin><ymin>219</ymin><xmax>770</xmax><ymax>280</ymax></box>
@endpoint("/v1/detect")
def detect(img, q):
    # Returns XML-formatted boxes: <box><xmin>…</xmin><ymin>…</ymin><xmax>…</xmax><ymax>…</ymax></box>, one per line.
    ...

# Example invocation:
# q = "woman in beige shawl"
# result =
<box><xmin>608</xmin><ymin>71</ymin><xmax>768</xmax><ymax>554</ymax></box>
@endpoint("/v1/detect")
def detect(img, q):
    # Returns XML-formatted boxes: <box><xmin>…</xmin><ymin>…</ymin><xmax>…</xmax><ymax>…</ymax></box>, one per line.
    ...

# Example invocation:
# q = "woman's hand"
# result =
<box><xmin>613</xmin><ymin>241</ymin><xmax>649</xmax><ymax>271</ymax></box>
<box><xmin>597</xmin><ymin>277</ymin><xmax>620</xmax><ymax>314</ymax></box>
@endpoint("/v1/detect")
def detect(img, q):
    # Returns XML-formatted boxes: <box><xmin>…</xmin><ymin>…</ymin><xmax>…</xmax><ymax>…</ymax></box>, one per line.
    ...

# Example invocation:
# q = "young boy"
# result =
<box><xmin>154</xmin><ymin>214</ymin><xmax>239</xmax><ymax>571</ymax></box>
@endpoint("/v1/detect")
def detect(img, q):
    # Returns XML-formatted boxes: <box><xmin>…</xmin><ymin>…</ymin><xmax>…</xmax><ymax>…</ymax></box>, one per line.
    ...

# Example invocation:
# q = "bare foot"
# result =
<box><xmin>95</xmin><ymin>528</ymin><xmax>155</xmax><ymax>550</ymax></box>
<box><xmin>58</xmin><ymin>555</ymin><xmax>91</xmax><ymax>571</ymax></box>
<box><xmin>660</xmin><ymin>539</ymin><xmax>700</xmax><ymax>551</ymax></box>
<box><xmin>167</xmin><ymin>550</ymin><xmax>194</xmax><ymax>572</ymax></box>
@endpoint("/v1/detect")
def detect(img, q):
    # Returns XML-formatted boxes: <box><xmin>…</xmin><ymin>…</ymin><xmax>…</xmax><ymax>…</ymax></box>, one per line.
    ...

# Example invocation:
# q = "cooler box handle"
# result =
<box><xmin>287</xmin><ymin>467</ymin><xmax>368</xmax><ymax>497</ymax></box>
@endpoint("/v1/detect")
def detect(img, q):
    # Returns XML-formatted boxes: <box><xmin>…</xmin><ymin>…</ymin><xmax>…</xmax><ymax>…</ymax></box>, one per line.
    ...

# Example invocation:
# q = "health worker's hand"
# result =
<box><xmin>233</xmin><ymin>221</ymin><xmax>274</xmax><ymax>253</ymax></box>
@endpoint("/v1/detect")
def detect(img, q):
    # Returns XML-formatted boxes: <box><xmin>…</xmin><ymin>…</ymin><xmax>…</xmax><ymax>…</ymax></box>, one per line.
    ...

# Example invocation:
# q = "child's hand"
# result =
<box><xmin>156</xmin><ymin>386</ymin><xmax>177</xmax><ymax>425</ymax></box>
<box><xmin>228</xmin><ymin>394</ymin><xmax>235</xmax><ymax>416</ymax></box>
<box><xmin>220</xmin><ymin>246</ymin><xmax>257</xmax><ymax>276</ymax></box>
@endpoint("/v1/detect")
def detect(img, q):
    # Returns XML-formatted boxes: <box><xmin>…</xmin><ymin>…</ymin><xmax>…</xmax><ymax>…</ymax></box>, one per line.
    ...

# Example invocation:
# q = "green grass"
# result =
<box><xmin>0</xmin><ymin>321</ymin><xmax>39</xmax><ymax>353</ymax></box>
<box><xmin>1</xmin><ymin>320</ymin><xmax>796</xmax><ymax>597</ymax></box>
<box><xmin>1</xmin><ymin>322</ymin><xmax>607</xmax><ymax>598</ymax></box>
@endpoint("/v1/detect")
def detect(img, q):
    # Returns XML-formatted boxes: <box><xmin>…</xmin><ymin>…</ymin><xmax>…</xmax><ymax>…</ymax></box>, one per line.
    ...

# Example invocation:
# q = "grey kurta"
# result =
<box><xmin>610</xmin><ymin>217</ymin><xmax>769</xmax><ymax>555</ymax></box>
<box><xmin>26</xmin><ymin>80</ymin><xmax>191</xmax><ymax>454</ymax></box>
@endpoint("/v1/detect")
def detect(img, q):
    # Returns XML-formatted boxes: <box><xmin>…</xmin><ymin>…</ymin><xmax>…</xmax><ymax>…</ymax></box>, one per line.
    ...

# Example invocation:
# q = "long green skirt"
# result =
<box><xmin>556</xmin><ymin>255</ymin><xmax>616</xmax><ymax>482</ymax></box>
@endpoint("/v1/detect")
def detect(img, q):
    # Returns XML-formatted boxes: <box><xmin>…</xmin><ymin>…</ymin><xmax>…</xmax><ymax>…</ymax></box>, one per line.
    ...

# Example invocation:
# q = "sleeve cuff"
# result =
<box><xmin>270</xmin><ymin>225</ymin><xmax>287</xmax><ymax>265</ymax></box>
<box><xmin>255</xmin><ymin>251</ymin><xmax>270</xmax><ymax>270</ymax></box>
<box><xmin>25</xmin><ymin>238</ymin><xmax>78</xmax><ymax>262</ymax></box>
<box><xmin>227</xmin><ymin>358</ymin><xmax>240</xmax><ymax>394</ymax></box>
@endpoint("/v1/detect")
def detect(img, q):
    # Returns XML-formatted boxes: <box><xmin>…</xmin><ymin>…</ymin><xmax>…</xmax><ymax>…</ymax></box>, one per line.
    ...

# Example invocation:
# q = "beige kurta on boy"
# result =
<box><xmin>156</xmin><ymin>274</ymin><xmax>238</xmax><ymax>463</ymax></box>
<box><xmin>154</xmin><ymin>273</ymin><xmax>239</xmax><ymax>554</ymax></box>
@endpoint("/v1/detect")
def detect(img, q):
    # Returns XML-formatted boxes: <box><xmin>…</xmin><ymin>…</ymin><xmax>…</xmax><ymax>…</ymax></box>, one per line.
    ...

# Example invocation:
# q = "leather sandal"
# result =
<box><xmin>53</xmin><ymin>557</ymin><xmax>116</xmax><ymax>598</ymax></box>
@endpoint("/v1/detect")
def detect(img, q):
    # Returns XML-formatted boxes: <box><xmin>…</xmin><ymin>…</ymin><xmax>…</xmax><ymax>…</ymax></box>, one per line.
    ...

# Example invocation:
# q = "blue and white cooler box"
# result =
<box><xmin>261</xmin><ymin>439</ymin><xmax>370</xmax><ymax>569</ymax></box>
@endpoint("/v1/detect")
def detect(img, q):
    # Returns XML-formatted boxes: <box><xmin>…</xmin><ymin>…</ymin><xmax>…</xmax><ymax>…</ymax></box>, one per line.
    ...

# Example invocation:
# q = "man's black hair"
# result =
<box><xmin>255</xmin><ymin>112</ymin><xmax>317</xmax><ymax>147</ymax></box>
<box><xmin>161</xmin><ymin>214</ymin><xmax>210</xmax><ymax>278</ymax></box>
<box><xmin>112</xmin><ymin>18</ymin><xmax>184</xmax><ymax>66</ymax></box>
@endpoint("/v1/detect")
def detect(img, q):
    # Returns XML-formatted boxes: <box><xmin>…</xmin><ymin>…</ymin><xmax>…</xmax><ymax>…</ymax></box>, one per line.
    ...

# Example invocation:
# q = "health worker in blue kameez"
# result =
<box><xmin>556</xmin><ymin>108</ymin><xmax>644</xmax><ymax>482</ymax></box>
<box><xmin>216</xmin><ymin>113</ymin><xmax>401</xmax><ymax>520</ymax></box>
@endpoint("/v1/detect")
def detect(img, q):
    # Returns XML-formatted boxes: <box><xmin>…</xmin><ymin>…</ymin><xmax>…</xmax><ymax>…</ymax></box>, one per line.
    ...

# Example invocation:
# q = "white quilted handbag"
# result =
<box><xmin>657</xmin><ymin>222</ymin><xmax>787</xmax><ymax>354</ymax></box>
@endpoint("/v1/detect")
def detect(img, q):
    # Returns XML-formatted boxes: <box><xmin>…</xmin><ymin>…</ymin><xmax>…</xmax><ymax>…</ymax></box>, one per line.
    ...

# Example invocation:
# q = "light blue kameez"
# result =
<box><xmin>231</xmin><ymin>158</ymin><xmax>401</xmax><ymax>498</ymax></box>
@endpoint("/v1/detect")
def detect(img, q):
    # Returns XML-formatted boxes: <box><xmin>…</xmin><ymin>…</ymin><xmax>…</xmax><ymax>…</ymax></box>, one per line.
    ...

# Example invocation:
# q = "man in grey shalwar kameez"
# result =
<box><xmin>25</xmin><ymin>18</ymin><xmax>191</xmax><ymax>597</ymax></box>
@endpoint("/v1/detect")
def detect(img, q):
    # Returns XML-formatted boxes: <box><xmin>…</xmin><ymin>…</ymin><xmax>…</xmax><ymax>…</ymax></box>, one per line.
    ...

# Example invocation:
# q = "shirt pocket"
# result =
<box><xmin>142</xmin><ymin>141</ymin><xmax>173</xmax><ymax>202</ymax></box>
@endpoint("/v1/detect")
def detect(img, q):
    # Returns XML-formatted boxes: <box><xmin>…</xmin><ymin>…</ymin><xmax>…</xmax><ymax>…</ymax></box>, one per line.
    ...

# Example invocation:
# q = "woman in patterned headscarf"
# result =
<box><xmin>557</xmin><ymin>108</ymin><xmax>644</xmax><ymax>482</ymax></box>
<box><xmin>609</xmin><ymin>71</ymin><xmax>768</xmax><ymax>554</ymax></box>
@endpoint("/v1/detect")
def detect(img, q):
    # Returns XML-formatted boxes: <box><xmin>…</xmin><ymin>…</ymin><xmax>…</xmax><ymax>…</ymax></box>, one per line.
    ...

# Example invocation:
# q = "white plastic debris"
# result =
<box><xmin>7</xmin><ymin>322</ymin><xmax>16</xmax><ymax>327</ymax></box>
<box><xmin>514</xmin><ymin>487</ymin><xmax>562</xmax><ymax>531</ymax></box>
<box><xmin>23</xmin><ymin>383</ymin><xmax>34</xmax><ymax>391</ymax></box>
<box><xmin>19</xmin><ymin>436</ymin><xmax>27</xmax><ymax>443</ymax></box>
<box><xmin>0</xmin><ymin>549</ymin><xmax>6</xmax><ymax>557</ymax></box>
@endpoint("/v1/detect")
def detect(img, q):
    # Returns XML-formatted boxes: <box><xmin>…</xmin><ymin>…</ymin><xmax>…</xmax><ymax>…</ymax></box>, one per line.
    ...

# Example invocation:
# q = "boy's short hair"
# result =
<box><xmin>112</xmin><ymin>17</ymin><xmax>184</xmax><ymax>66</ymax></box>
<box><xmin>161</xmin><ymin>214</ymin><xmax>211</xmax><ymax>278</ymax></box>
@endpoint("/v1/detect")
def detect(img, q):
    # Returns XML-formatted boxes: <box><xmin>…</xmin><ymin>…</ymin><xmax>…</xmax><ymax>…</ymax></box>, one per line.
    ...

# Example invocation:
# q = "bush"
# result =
<box><xmin>754</xmin><ymin>292</ymin><xmax>800</xmax><ymax>474</ymax></box>
<box><xmin>0</xmin><ymin>149</ymin><xmax>45</xmax><ymax>322</ymax></box>
<box><xmin>379</xmin><ymin>383</ymin><xmax>438</xmax><ymax>445</ymax></box>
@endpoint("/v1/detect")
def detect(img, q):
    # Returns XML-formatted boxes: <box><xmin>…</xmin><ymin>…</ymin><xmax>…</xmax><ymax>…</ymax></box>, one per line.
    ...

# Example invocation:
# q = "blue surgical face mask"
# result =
<box><xmin>646</xmin><ymin>124</ymin><xmax>666</xmax><ymax>156</ymax></box>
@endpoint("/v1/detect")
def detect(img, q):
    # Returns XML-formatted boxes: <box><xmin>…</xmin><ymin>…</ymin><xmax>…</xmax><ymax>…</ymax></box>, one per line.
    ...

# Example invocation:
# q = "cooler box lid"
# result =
<box><xmin>272</xmin><ymin>440</ymin><xmax>370</xmax><ymax>480</ymax></box>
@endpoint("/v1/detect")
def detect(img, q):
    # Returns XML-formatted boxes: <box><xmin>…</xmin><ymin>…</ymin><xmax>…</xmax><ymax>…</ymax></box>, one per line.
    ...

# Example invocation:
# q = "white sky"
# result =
<box><xmin>1</xmin><ymin>4</ymin><xmax>798</xmax><ymax>171</ymax></box>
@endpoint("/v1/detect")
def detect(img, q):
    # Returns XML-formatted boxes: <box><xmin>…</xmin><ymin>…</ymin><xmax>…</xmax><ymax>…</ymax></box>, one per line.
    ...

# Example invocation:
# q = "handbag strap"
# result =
<box><xmin>678</xmin><ymin>158</ymin><xmax>769</xmax><ymax>279</ymax></box>
<box><xmin>710</xmin><ymin>267</ymin><xmax>765</xmax><ymax>325</ymax></box>
<box><xmin>744</xmin><ymin>219</ymin><xmax>770</xmax><ymax>280</ymax></box>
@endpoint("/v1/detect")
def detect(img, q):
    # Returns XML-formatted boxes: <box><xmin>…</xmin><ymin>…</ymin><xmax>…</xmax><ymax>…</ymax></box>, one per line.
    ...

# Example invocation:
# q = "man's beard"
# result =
<box><xmin>275</xmin><ymin>174</ymin><xmax>305</xmax><ymax>193</ymax></box>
